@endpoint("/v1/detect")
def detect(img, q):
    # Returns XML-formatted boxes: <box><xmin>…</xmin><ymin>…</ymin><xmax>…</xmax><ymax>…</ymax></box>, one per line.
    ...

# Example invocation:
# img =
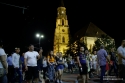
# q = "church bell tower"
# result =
<box><xmin>53</xmin><ymin>0</ymin><xmax>69</xmax><ymax>55</ymax></box>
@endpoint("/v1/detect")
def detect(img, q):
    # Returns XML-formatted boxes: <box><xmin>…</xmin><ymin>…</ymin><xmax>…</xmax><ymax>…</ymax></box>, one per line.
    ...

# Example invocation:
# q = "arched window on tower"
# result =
<box><xmin>62</xmin><ymin>36</ymin><xmax>65</xmax><ymax>43</ymax></box>
<box><xmin>62</xmin><ymin>19</ymin><xmax>64</xmax><ymax>25</ymax></box>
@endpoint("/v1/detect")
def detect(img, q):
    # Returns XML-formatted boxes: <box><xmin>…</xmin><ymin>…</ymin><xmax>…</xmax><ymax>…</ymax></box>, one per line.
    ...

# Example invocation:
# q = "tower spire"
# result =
<box><xmin>61</xmin><ymin>0</ymin><xmax>64</xmax><ymax>7</ymax></box>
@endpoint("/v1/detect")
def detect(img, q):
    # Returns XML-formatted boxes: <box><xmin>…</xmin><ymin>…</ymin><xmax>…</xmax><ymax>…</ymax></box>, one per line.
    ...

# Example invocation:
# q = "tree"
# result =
<box><xmin>79</xmin><ymin>38</ymin><xmax>88</xmax><ymax>50</ymax></box>
<box><xmin>65</xmin><ymin>34</ymin><xmax>75</xmax><ymax>55</ymax></box>
<box><xmin>93</xmin><ymin>34</ymin><xmax>116</xmax><ymax>52</ymax></box>
<box><xmin>66</xmin><ymin>34</ymin><xmax>88</xmax><ymax>56</ymax></box>
<box><xmin>73</xmin><ymin>37</ymin><xmax>88</xmax><ymax>56</ymax></box>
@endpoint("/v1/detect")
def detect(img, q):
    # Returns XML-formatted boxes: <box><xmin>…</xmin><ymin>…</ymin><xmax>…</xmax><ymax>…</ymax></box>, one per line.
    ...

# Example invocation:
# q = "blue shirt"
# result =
<box><xmin>7</xmin><ymin>56</ymin><xmax>13</xmax><ymax>66</ymax></box>
<box><xmin>78</xmin><ymin>52</ymin><xmax>86</xmax><ymax>64</ymax></box>
<box><xmin>97</xmin><ymin>49</ymin><xmax>108</xmax><ymax>66</ymax></box>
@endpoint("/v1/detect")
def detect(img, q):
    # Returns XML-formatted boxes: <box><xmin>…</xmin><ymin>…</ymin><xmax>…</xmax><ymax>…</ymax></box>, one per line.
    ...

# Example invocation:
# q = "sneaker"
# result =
<box><xmin>60</xmin><ymin>80</ymin><xmax>63</xmax><ymax>83</ymax></box>
<box><xmin>57</xmin><ymin>79</ymin><xmax>59</xmax><ymax>83</ymax></box>
<box><xmin>75</xmin><ymin>80</ymin><xmax>78</xmax><ymax>83</ymax></box>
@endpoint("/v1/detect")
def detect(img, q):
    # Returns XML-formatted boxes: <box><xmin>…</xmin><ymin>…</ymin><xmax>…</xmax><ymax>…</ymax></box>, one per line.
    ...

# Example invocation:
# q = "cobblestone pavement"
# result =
<box><xmin>40</xmin><ymin>72</ymin><xmax>116</xmax><ymax>83</ymax></box>
<box><xmin>18</xmin><ymin>71</ymin><xmax>121</xmax><ymax>83</ymax></box>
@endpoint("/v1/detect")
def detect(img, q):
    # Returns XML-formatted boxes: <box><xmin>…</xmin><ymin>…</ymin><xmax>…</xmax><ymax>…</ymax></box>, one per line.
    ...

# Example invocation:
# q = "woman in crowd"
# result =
<box><xmin>91</xmin><ymin>51</ymin><xmax>98</xmax><ymax>75</ymax></box>
<box><xmin>47</xmin><ymin>50</ymin><xmax>56</xmax><ymax>82</ymax></box>
<box><xmin>85</xmin><ymin>49</ymin><xmax>90</xmax><ymax>81</ymax></box>
<box><xmin>63</xmin><ymin>57</ymin><xmax>68</xmax><ymax>72</ymax></box>
<box><xmin>56</xmin><ymin>52</ymin><xmax>64</xmax><ymax>83</ymax></box>
<box><xmin>42</xmin><ymin>56</ymin><xmax>47</xmax><ymax>79</ymax></box>
<box><xmin>67</xmin><ymin>55</ymin><xmax>73</xmax><ymax>73</ymax></box>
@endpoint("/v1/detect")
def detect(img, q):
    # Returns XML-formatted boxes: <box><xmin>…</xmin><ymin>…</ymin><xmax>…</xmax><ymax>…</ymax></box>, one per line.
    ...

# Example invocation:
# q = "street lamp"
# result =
<box><xmin>36</xmin><ymin>33</ymin><xmax>44</xmax><ymax>48</ymax></box>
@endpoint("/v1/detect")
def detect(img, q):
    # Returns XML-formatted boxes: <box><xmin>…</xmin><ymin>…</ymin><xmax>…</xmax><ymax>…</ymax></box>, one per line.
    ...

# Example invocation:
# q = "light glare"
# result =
<box><xmin>36</xmin><ymin>34</ymin><xmax>40</xmax><ymax>37</ymax></box>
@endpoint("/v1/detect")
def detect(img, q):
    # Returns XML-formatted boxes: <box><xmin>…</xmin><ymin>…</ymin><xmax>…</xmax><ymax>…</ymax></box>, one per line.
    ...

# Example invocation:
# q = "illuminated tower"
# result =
<box><xmin>53</xmin><ymin>0</ymin><xmax>69</xmax><ymax>55</ymax></box>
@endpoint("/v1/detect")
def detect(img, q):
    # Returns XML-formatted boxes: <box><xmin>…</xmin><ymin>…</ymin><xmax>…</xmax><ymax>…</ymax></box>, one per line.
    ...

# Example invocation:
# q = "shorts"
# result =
<box><xmin>25</xmin><ymin>66</ymin><xmax>39</xmax><ymax>80</ymax></box>
<box><xmin>56</xmin><ymin>65</ymin><xmax>64</xmax><ymax>70</ymax></box>
<box><xmin>37</xmin><ymin>64</ymin><xmax>43</xmax><ymax>71</ymax></box>
<box><xmin>79</xmin><ymin>63</ymin><xmax>88</xmax><ymax>75</ymax></box>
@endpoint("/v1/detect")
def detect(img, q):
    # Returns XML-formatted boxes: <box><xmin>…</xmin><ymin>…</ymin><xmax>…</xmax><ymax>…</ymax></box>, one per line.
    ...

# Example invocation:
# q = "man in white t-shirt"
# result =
<box><xmin>24</xmin><ymin>44</ymin><xmax>42</xmax><ymax>83</ymax></box>
<box><xmin>117</xmin><ymin>40</ymin><xmax>125</xmax><ymax>81</ymax></box>
<box><xmin>0</xmin><ymin>40</ymin><xmax>8</xmax><ymax>83</ymax></box>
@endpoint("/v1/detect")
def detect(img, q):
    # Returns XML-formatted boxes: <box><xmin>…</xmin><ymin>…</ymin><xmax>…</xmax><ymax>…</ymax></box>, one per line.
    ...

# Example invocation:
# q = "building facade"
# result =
<box><xmin>53</xmin><ymin>4</ymin><xmax>69</xmax><ymax>55</ymax></box>
<box><xmin>74</xmin><ymin>22</ymin><xmax>114</xmax><ymax>52</ymax></box>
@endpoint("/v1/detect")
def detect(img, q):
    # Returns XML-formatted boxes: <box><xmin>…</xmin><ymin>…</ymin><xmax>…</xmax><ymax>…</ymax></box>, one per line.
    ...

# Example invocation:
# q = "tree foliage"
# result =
<box><xmin>66</xmin><ymin>36</ymin><xmax>87</xmax><ymax>56</ymax></box>
<box><xmin>93</xmin><ymin>34</ymin><xmax>116</xmax><ymax>52</ymax></box>
<box><xmin>65</xmin><ymin>34</ymin><xmax>74</xmax><ymax>55</ymax></box>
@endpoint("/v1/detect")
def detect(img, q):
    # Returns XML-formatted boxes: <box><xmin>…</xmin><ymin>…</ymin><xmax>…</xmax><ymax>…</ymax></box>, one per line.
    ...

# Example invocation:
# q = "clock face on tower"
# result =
<box><xmin>62</xmin><ymin>29</ymin><xmax>65</xmax><ymax>32</ymax></box>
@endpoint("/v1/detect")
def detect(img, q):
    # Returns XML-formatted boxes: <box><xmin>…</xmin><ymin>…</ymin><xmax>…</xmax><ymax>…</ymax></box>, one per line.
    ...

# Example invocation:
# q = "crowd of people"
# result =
<box><xmin>0</xmin><ymin>40</ymin><xmax>125</xmax><ymax>83</ymax></box>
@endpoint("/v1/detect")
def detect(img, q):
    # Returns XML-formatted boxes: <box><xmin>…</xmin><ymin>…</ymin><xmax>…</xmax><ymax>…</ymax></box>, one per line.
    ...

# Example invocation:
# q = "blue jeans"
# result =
<box><xmin>48</xmin><ymin>65</ymin><xmax>55</xmax><ymax>80</ymax></box>
<box><xmin>12</xmin><ymin>68</ymin><xmax>22</xmax><ymax>83</ymax></box>
<box><xmin>100</xmin><ymin>65</ymin><xmax>106</xmax><ymax>83</ymax></box>
<box><xmin>0</xmin><ymin>70</ymin><xmax>7</xmax><ymax>83</ymax></box>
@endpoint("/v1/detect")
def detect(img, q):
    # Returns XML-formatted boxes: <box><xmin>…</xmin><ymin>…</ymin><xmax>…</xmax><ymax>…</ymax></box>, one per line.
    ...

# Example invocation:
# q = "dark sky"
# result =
<box><xmin>0</xmin><ymin>0</ymin><xmax>124</xmax><ymax>54</ymax></box>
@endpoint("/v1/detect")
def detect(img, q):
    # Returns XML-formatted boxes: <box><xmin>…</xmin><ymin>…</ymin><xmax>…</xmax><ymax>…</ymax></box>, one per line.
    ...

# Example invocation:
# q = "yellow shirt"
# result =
<box><xmin>47</xmin><ymin>56</ymin><xmax>55</xmax><ymax>62</ymax></box>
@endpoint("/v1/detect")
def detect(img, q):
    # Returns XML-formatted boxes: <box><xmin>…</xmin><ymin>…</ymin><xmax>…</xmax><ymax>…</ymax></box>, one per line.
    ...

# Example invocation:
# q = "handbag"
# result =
<box><xmin>0</xmin><ymin>68</ymin><xmax>4</xmax><ymax>77</ymax></box>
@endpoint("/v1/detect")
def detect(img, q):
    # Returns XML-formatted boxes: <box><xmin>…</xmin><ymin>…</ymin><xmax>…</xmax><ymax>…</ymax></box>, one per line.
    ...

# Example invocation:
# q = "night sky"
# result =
<box><xmin>0</xmin><ymin>0</ymin><xmax>124</xmax><ymax>55</ymax></box>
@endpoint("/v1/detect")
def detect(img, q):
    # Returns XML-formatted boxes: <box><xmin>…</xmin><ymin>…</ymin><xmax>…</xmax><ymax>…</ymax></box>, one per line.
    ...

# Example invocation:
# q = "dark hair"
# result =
<box><xmin>92</xmin><ymin>50</ymin><xmax>97</xmax><ymax>54</ymax></box>
<box><xmin>48</xmin><ymin>50</ymin><xmax>54</xmax><ymax>59</ymax></box>
<box><xmin>100</xmin><ymin>45</ymin><xmax>104</xmax><ymax>49</ymax></box>
<box><xmin>122</xmin><ymin>40</ymin><xmax>125</xmax><ymax>43</ymax></box>
<box><xmin>28</xmin><ymin>44</ymin><xmax>34</xmax><ymax>47</ymax></box>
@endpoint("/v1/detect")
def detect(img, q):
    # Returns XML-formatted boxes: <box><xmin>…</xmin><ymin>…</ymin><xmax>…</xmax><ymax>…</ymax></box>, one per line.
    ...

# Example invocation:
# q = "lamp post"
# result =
<box><xmin>36</xmin><ymin>34</ymin><xmax>44</xmax><ymax>48</ymax></box>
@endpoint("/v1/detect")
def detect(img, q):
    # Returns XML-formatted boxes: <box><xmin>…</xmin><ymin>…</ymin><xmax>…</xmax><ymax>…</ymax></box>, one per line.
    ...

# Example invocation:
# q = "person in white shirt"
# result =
<box><xmin>117</xmin><ymin>40</ymin><xmax>125</xmax><ymax>82</ymax></box>
<box><xmin>63</xmin><ymin>57</ymin><xmax>68</xmax><ymax>72</ymax></box>
<box><xmin>12</xmin><ymin>47</ymin><xmax>22</xmax><ymax>83</ymax></box>
<box><xmin>92</xmin><ymin>51</ymin><xmax>97</xmax><ymax>70</ymax></box>
<box><xmin>0</xmin><ymin>40</ymin><xmax>8</xmax><ymax>83</ymax></box>
<box><xmin>24</xmin><ymin>44</ymin><xmax>42</xmax><ymax>83</ymax></box>
<box><xmin>42</xmin><ymin>56</ymin><xmax>47</xmax><ymax>79</ymax></box>
<box><xmin>91</xmin><ymin>50</ymin><xmax>100</xmax><ymax>76</ymax></box>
